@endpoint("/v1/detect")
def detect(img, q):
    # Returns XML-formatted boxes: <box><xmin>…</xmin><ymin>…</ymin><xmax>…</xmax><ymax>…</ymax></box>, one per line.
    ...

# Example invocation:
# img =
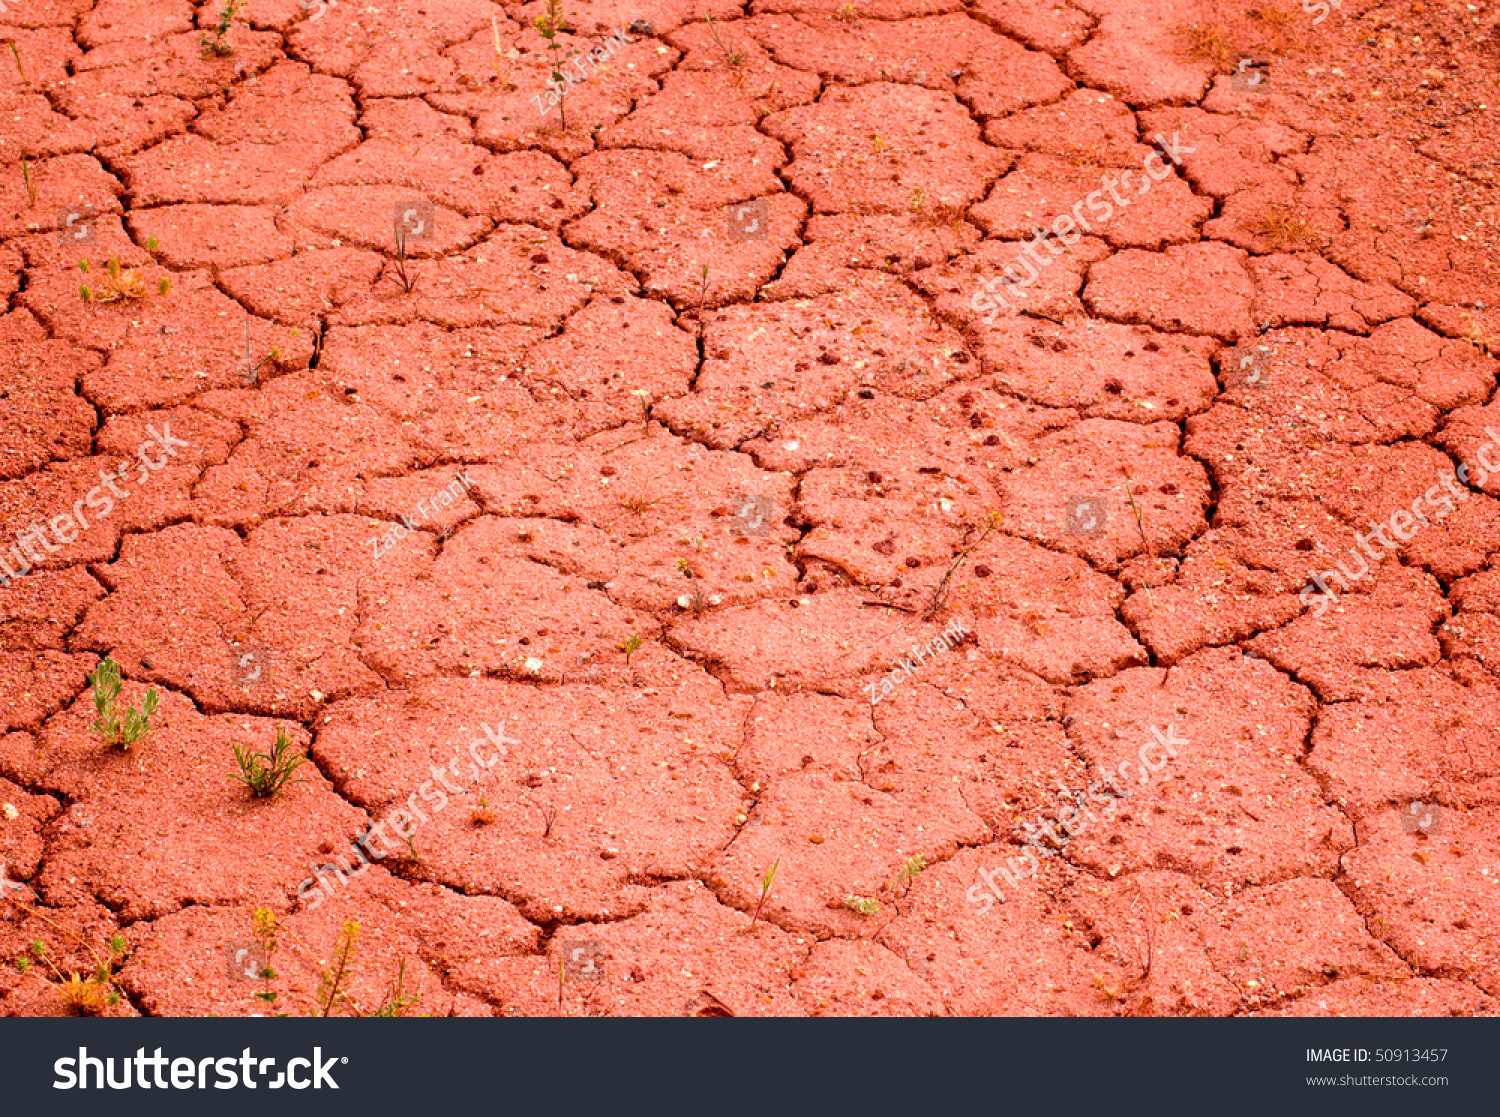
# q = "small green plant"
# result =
<box><xmin>21</xmin><ymin>158</ymin><xmax>37</xmax><ymax>208</ymax></box>
<box><xmin>372</xmin><ymin>957</ymin><xmax>420</xmax><ymax>1017</ymax></box>
<box><xmin>15</xmin><ymin>922</ymin><xmax>127</xmax><ymax>1016</ymax></box>
<box><xmin>675</xmin><ymin>557</ymin><xmax>705</xmax><ymax>614</ymax></box>
<box><xmin>630</xmin><ymin>388</ymin><xmax>652</xmax><ymax>423</ymax></box>
<box><xmin>927</xmin><ymin>510</ymin><xmax>1002</xmax><ymax>618</ymax></box>
<box><xmin>892</xmin><ymin>852</ymin><xmax>927</xmax><ymax>891</ymax></box>
<box><xmin>470</xmin><ymin>796</ymin><xmax>496</xmax><ymax>825</ymax></box>
<box><xmin>230</xmin><ymin>725</ymin><xmax>309</xmax><ymax>798</ymax></box>
<box><xmin>390</xmin><ymin>224</ymin><xmax>419</xmax><ymax>294</ymax></box>
<box><xmin>703</xmin><ymin>7</ymin><xmax>746</xmax><ymax>67</ymax></box>
<box><xmin>87</xmin><ymin>657</ymin><xmax>159</xmax><ymax>749</ymax></box>
<box><xmin>7</xmin><ymin>40</ymin><xmax>27</xmax><ymax>84</ymax></box>
<box><xmin>78</xmin><ymin>256</ymin><xmax>165</xmax><ymax>304</ymax></box>
<box><xmin>315</xmin><ymin>920</ymin><xmax>360</xmax><ymax>1017</ymax></box>
<box><xmin>748</xmin><ymin>859</ymin><xmax>779</xmax><ymax>927</ymax></box>
<box><xmin>534</xmin><ymin>0</ymin><xmax>574</xmax><ymax>132</ymax></box>
<box><xmin>251</xmin><ymin>907</ymin><xmax>279</xmax><ymax>1005</ymax></box>
<box><xmin>617</xmin><ymin>632</ymin><xmax>643</xmax><ymax>668</ymax></box>
<box><xmin>201</xmin><ymin>0</ymin><xmax>242</xmax><ymax>56</ymax></box>
<box><xmin>240</xmin><ymin>317</ymin><xmax>283</xmax><ymax>386</ymax></box>
<box><xmin>844</xmin><ymin>895</ymin><xmax>879</xmax><ymax>916</ymax></box>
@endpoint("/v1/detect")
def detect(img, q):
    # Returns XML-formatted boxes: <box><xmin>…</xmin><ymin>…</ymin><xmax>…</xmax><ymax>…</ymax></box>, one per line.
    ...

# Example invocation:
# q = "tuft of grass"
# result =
<box><xmin>748</xmin><ymin>859</ymin><xmax>778</xmax><ymax>927</ymax></box>
<box><xmin>1247</xmin><ymin>206</ymin><xmax>1318</xmax><ymax>248</ymax></box>
<box><xmin>539</xmin><ymin>802</ymin><xmax>557</xmax><ymax>839</ymax></box>
<box><xmin>87</xmin><ymin>657</ymin><xmax>159</xmax><ymax>750</ymax></box>
<box><xmin>534</xmin><ymin>0</ymin><xmax>574</xmax><ymax>132</ymax></box>
<box><xmin>390</xmin><ymin>225</ymin><xmax>419</xmax><ymax>294</ymax></box>
<box><xmin>1461</xmin><ymin>316</ymin><xmax>1495</xmax><ymax>357</ymax></box>
<box><xmin>22</xmin><ymin>158</ymin><xmax>37</xmax><ymax>208</ymax></box>
<box><xmin>77</xmin><ymin>256</ymin><xmax>161</xmax><ymax>304</ymax></box>
<box><xmin>927</xmin><ymin>510</ymin><xmax>1002</xmax><ymax>618</ymax></box>
<box><xmin>201</xmin><ymin>0</ymin><xmax>242</xmax><ymax>56</ymax></box>
<box><xmin>844</xmin><ymin>895</ymin><xmax>879</xmax><ymax>916</ymax></box>
<box><xmin>702</xmin><ymin>7</ymin><xmax>746</xmax><ymax>67</ymax></box>
<box><xmin>619</xmin><ymin>494</ymin><xmax>656</xmax><ymax>515</ymax></box>
<box><xmin>470</xmin><ymin>796</ymin><xmax>496</xmax><ymax>826</ymax></box>
<box><xmin>230</xmin><ymin>725</ymin><xmax>309</xmax><ymax>798</ymax></box>
<box><xmin>14</xmin><ymin>922</ymin><xmax>127</xmax><ymax>1016</ymax></box>
<box><xmin>1248</xmin><ymin>5</ymin><xmax>1293</xmax><ymax>29</ymax></box>
<box><xmin>1181</xmin><ymin>23</ymin><xmax>1240</xmax><ymax>68</ymax></box>
<box><xmin>372</xmin><ymin>957</ymin><xmax>420</xmax><ymax>1017</ymax></box>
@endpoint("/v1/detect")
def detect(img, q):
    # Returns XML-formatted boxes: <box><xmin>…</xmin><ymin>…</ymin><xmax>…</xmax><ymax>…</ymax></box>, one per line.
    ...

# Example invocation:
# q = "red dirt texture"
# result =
<box><xmin>0</xmin><ymin>0</ymin><xmax>1497</xmax><ymax>1019</ymax></box>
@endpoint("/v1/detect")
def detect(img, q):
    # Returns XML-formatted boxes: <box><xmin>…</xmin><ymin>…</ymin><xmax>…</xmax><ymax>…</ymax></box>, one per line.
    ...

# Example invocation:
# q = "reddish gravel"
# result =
<box><xmin>1</xmin><ymin>0</ymin><xmax>1498</xmax><ymax>1018</ymax></box>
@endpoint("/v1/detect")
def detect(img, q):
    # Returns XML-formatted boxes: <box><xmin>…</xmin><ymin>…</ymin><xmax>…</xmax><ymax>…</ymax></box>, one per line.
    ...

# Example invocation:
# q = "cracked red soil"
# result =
<box><xmin>1</xmin><ymin>0</ymin><xmax>1498</xmax><ymax>1017</ymax></box>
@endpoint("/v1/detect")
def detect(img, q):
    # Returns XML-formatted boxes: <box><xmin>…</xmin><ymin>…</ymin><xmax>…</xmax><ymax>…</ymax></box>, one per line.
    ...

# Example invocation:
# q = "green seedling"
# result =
<box><xmin>13</xmin><ymin>913</ymin><xmax>127</xmax><ymax>1016</ymax></box>
<box><xmin>927</xmin><ymin>510</ymin><xmax>1002</xmax><ymax>618</ymax></box>
<box><xmin>201</xmin><ymin>0</ymin><xmax>242</xmax><ymax>56</ymax></box>
<box><xmin>372</xmin><ymin>957</ymin><xmax>420</xmax><ymax>1017</ymax></box>
<box><xmin>77</xmin><ymin>256</ymin><xmax>164</xmax><ymax>304</ymax></box>
<box><xmin>630</xmin><ymin>388</ymin><xmax>652</xmax><ymax>423</ymax></box>
<box><xmin>230</xmin><ymin>725</ymin><xmax>309</xmax><ymax>798</ymax></box>
<box><xmin>748</xmin><ymin>859</ymin><xmax>779</xmax><ymax>927</ymax></box>
<box><xmin>892</xmin><ymin>852</ymin><xmax>927</xmax><ymax>891</ymax></box>
<box><xmin>617</xmin><ymin>632</ymin><xmax>643</xmax><ymax>668</ymax></box>
<box><xmin>251</xmin><ymin>907</ymin><xmax>280</xmax><ymax>1005</ymax></box>
<box><xmin>470</xmin><ymin>796</ymin><xmax>496</xmax><ymax>825</ymax></box>
<box><xmin>7</xmin><ymin>40</ymin><xmax>27</xmax><ymax>84</ymax></box>
<box><xmin>844</xmin><ymin>896</ymin><xmax>879</xmax><ymax>916</ymax></box>
<box><xmin>534</xmin><ymin>0</ymin><xmax>574</xmax><ymax>132</ymax></box>
<box><xmin>675</xmin><ymin>557</ymin><xmax>705</xmax><ymax>613</ymax></box>
<box><xmin>21</xmin><ymin>158</ymin><xmax>37</xmax><ymax>208</ymax></box>
<box><xmin>391</xmin><ymin>224</ymin><xmax>419</xmax><ymax>293</ymax></box>
<box><xmin>703</xmin><ymin>7</ymin><xmax>746</xmax><ymax>67</ymax></box>
<box><xmin>87</xmin><ymin>657</ymin><xmax>159</xmax><ymax>749</ymax></box>
<box><xmin>315</xmin><ymin>920</ymin><xmax>359</xmax><ymax>1017</ymax></box>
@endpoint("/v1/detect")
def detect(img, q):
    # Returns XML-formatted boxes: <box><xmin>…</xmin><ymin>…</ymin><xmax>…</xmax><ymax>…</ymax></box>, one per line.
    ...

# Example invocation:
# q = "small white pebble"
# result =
<box><xmin>524</xmin><ymin>657</ymin><xmax>544</xmax><ymax>673</ymax></box>
<box><xmin>1</xmin><ymin>803</ymin><xmax>17</xmax><ymax>821</ymax></box>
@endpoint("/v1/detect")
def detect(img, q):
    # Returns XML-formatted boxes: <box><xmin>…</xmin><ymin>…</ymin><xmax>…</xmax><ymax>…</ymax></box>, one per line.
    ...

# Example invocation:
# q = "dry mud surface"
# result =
<box><xmin>1</xmin><ymin>0</ymin><xmax>1498</xmax><ymax>1017</ymax></box>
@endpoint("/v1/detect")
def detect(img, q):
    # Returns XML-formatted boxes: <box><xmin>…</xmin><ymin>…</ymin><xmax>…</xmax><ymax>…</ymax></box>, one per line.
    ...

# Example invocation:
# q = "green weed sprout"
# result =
<box><xmin>844</xmin><ymin>896</ymin><xmax>879</xmax><ymax>916</ymax></box>
<box><xmin>892</xmin><ymin>853</ymin><xmax>927</xmax><ymax>892</ymax></box>
<box><xmin>534</xmin><ymin>0</ymin><xmax>574</xmax><ymax>131</ymax></box>
<box><xmin>87</xmin><ymin>657</ymin><xmax>159</xmax><ymax>749</ymax></box>
<box><xmin>749</xmin><ymin>858</ymin><xmax>779</xmax><ymax>926</ymax></box>
<box><xmin>201</xmin><ymin>0</ymin><xmax>242</xmax><ymax>56</ymax></box>
<box><xmin>230</xmin><ymin>726</ymin><xmax>309</xmax><ymax>798</ymax></box>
